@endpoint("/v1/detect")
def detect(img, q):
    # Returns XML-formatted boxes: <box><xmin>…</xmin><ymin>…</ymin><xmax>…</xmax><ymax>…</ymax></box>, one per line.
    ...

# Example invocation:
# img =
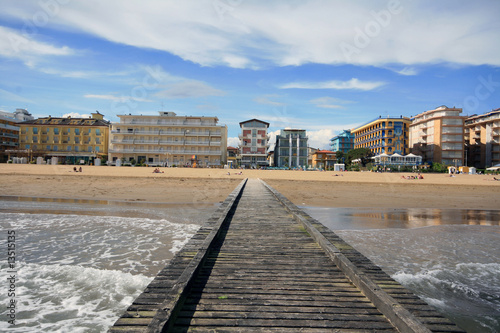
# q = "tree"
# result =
<box><xmin>335</xmin><ymin>151</ymin><xmax>344</xmax><ymax>164</ymax></box>
<box><xmin>345</xmin><ymin>148</ymin><xmax>373</xmax><ymax>167</ymax></box>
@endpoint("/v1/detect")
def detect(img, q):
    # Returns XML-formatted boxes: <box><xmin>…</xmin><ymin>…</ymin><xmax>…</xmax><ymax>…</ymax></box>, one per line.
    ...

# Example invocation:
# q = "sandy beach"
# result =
<box><xmin>0</xmin><ymin>164</ymin><xmax>498</xmax><ymax>209</ymax></box>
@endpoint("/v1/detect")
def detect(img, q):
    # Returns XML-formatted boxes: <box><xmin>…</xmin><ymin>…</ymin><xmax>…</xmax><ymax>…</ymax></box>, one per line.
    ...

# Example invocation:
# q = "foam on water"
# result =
<box><xmin>334</xmin><ymin>225</ymin><xmax>500</xmax><ymax>333</ymax></box>
<box><xmin>0</xmin><ymin>206</ymin><xmax>202</xmax><ymax>331</ymax></box>
<box><xmin>0</xmin><ymin>262</ymin><xmax>152</xmax><ymax>332</ymax></box>
<box><xmin>2</xmin><ymin>212</ymin><xmax>200</xmax><ymax>276</ymax></box>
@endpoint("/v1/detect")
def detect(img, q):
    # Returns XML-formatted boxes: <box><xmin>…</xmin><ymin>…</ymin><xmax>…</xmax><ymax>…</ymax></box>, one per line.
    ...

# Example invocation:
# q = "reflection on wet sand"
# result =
<box><xmin>304</xmin><ymin>207</ymin><xmax>500</xmax><ymax>230</ymax></box>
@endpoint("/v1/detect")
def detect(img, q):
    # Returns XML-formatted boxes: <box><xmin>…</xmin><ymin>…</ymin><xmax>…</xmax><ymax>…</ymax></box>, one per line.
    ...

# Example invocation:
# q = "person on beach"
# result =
<box><xmin>79</xmin><ymin>167</ymin><xmax>82</xmax><ymax>172</ymax></box>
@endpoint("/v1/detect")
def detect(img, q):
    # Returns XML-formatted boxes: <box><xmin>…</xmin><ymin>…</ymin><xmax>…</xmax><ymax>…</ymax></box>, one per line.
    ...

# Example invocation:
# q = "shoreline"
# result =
<box><xmin>1</xmin><ymin>164</ymin><xmax>498</xmax><ymax>209</ymax></box>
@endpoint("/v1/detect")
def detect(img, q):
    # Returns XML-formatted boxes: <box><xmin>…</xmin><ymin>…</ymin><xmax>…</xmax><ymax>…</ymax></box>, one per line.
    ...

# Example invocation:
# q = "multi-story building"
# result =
<box><xmin>311</xmin><ymin>150</ymin><xmax>336</xmax><ymax>169</ymax></box>
<box><xmin>227</xmin><ymin>146</ymin><xmax>239</xmax><ymax>168</ymax></box>
<box><xmin>352</xmin><ymin>116</ymin><xmax>411</xmax><ymax>156</ymax></box>
<box><xmin>109</xmin><ymin>111</ymin><xmax>227</xmax><ymax>167</ymax></box>
<box><xmin>330</xmin><ymin>130</ymin><xmax>354</xmax><ymax>153</ymax></box>
<box><xmin>0</xmin><ymin>108</ymin><xmax>34</xmax><ymax>162</ymax></box>
<box><xmin>18</xmin><ymin>111</ymin><xmax>110</xmax><ymax>164</ymax></box>
<box><xmin>274</xmin><ymin>129</ymin><xmax>308</xmax><ymax>168</ymax></box>
<box><xmin>465</xmin><ymin>108</ymin><xmax>500</xmax><ymax>168</ymax></box>
<box><xmin>409</xmin><ymin>106</ymin><xmax>465</xmax><ymax>166</ymax></box>
<box><xmin>239</xmin><ymin>119</ymin><xmax>269</xmax><ymax>168</ymax></box>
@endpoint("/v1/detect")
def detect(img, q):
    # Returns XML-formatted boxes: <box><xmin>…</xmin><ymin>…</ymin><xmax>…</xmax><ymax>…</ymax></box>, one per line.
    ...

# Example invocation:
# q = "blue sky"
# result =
<box><xmin>1</xmin><ymin>0</ymin><xmax>499</xmax><ymax>149</ymax></box>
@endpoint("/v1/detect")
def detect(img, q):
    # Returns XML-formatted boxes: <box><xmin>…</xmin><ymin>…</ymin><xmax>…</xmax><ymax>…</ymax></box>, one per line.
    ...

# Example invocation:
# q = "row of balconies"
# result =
<box><xmin>0</xmin><ymin>141</ymin><xmax>17</xmax><ymax>147</ymax></box>
<box><xmin>29</xmin><ymin>139</ymin><xmax>101</xmax><ymax>145</ymax></box>
<box><xmin>109</xmin><ymin>148</ymin><xmax>222</xmax><ymax>155</ymax></box>
<box><xmin>120</xmin><ymin>119</ymin><xmax>218</xmax><ymax>126</ymax></box>
<box><xmin>112</xmin><ymin>129</ymin><xmax>221</xmax><ymax>136</ymax></box>
<box><xmin>0</xmin><ymin>132</ymin><xmax>18</xmax><ymax>138</ymax></box>
<box><xmin>112</xmin><ymin>140</ymin><xmax>221</xmax><ymax>146</ymax></box>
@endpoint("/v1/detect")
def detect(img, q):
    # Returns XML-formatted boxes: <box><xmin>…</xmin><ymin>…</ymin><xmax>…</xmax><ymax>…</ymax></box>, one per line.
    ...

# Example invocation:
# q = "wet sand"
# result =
<box><xmin>0</xmin><ymin>164</ymin><xmax>498</xmax><ymax>209</ymax></box>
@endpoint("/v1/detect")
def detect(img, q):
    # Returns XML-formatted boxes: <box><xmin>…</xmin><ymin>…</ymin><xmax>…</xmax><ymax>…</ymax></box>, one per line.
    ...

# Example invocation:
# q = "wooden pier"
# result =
<box><xmin>110</xmin><ymin>178</ymin><xmax>464</xmax><ymax>332</ymax></box>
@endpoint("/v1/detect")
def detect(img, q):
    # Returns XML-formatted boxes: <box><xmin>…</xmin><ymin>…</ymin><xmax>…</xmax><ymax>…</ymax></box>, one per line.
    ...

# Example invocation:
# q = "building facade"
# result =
<box><xmin>352</xmin><ymin>116</ymin><xmax>411</xmax><ymax>156</ymax></box>
<box><xmin>311</xmin><ymin>150</ymin><xmax>336</xmax><ymax>169</ymax></box>
<box><xmin>226</xmin><ymin>146</ymin><xmax>239</xmax><ymax>168</ymax></box>
<box><xmin>18</xmin><ymin>111</ymin><xmax>109</xmax><ymax>164</ymax></box>
<box><xmin>330</xmin><ymin>130</ymin><xmax>354</xmax><ymax>153</ymax></box>
<box><xmin>465</xmin><ymin>108</ymin><xmax>500</xmax><ymax>168</ymax></box>
<box><xmin>109</xmin><ymin>112</ymin><xmax>227</xmax><ymax>167</ymax></box>
<box><xmin>0</xmin><ymin>109</ymin><xmax>34</xmax><ymax>162</ymax></box>
<box><xmin>409</xmin><ymin>106</ymin><xmax>465</xmax><ymax>166</ymax></box>
<box><xmin>274</xmin><ymin>129</ymin><xmax>308</xmax><ymax>168</ymax></box>
<box><xmin>239</xmin><ymin>119</ymin><xmax>269</xmax><ymax>168</ymax></box>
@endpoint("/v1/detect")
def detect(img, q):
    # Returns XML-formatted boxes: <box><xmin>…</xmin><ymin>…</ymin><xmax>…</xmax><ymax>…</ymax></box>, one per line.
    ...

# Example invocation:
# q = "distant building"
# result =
<box><xmin>109</xmin><ymin>111</ymin><xmax>227</xmax><ymax>167</ymax></box>
<box><xmin>330</xmin><ymin>130</ymin><xmax>354</xmax><ymax>153</ymax></box>
<box><xmin>1</xmin><ymin>108</ymin><xmax>35</xmax><ymax>162</ymax></box>
<box><xmin>227</xmin><ymin>146</ymin><xmax>239</xmax><ymax>168</ymax></box>
<box><xmin>307</xmin><ymin>147</ymin><xmax>318</xmax><ymax>167</ymax></box>
<box><xmin>311</xmin><ymin>150</ymin><xmax>336</xmax><ymax>169</ymax></box>
<box><xmin>409</xmin><ymin>106</ymin><xmax>465</xmax><ymax>166</ymax></box>
<box><xmin>274</xmin><ymin>129</ymin><xmax>308</xmax><ymax>168</ymax></box>
<box><xmin>18</xmin><ymin>111</ymin><xmax>109</xmax><ymax>164</ymax></box>
<box><xmin>465</xmin><ymin>108</ymin><xmax>500</xmax><ymax>168</ymax></box>
<box><xmin>352</xmin><ymin>116</ymin><xmax>411</xmax><ymax>156</ymax></box>
<box><xmin>239</xmin><ymin>119</ymin><xmax>269</xmax><ymax>168</ymax></box>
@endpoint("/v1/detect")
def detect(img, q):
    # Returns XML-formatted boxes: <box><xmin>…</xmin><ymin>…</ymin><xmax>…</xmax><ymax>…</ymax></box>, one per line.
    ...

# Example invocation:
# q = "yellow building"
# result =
<box><xmin>465</xmin><ymin>108</ymin><xmax>500</xmax><ymax>168</ymax></box>
<box><xmin>18</xmin><ymin>111</ymin><xmax>110</xmax><ymax>164</ymax></box>
<box><xmin>311</xmin><ymin>150</ymin><xmax>336</xmax><ymax>169</ymax></box>
<box><xmin>409</xmin><ymin>106</ymin><xmax>465</xmax><ymax>166</ymax></box>
<box><xmin>352</xmin><ymin>116</ymin><xmax>411</xmax><ymax>155</ymax></box>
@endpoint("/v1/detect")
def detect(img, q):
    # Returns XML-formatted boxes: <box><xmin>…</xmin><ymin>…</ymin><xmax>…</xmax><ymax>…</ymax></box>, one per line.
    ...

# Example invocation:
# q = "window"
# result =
<box><xmin>96</xmin><ymin>146</ymin><xmax>100</xmax><ymax>152</ymax></box>
<box><xmin>53</xmin><ymin>146</ymin><xmax>58</xmax><ymax>151</ymax></box>
<box><xmin>46</xmin><ymin>145</ymin><xmax>51</xmax><ymax>150</ymax></box>
<box><xmin>67</xmin><ymin>146</ymin><xmax>72</xmax><ymax>151</ymax></box>
<box><xmin>75</xmin><ymin>128</ymin><xmax>80</xmax><ymax>135</ymax></box>
<box><xmin>33</xmin><ymin>127</ymin><xmax>38</xmax><ymax>134</ymax></box>
<box><xmin>75</xmin><ymin>146</ymin><xmax>79</xmax><ymax>152</ymax></box>
<box><xmin>33</xmin><ymin>136</ymin><xmax>38</xmax><ymax>143</ymax></box>
<box><xmin>25</xmin><ymin>144</ymin><xmax>30</xmax><ymax>149</ymax></box>
<box><xmin>54</xmin><ymin>128</ymin><xmax>59</xmax><ymax>135</ymax></box>
<box><xmin>96</xmin><ymin>129</ymin><xmax>101</xmax><ymax>136</ymax></box>
<box><xmin>88</xmin><ymin>147</ymin><xmax>92</xmax><ymax>152</ymax></box>
<box><xmin>75</xmin><ymin>137</ymin><xmax>80</xmax><ymax>144</ymax></box>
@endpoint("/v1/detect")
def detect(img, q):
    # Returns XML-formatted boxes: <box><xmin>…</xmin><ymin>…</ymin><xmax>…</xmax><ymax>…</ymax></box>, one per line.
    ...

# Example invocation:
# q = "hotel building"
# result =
<box><xmin>239</xmin><ymin>119</ymin><xmax>269</xmax><ymax>168</ymax></box>
<box><xmin>108</xmin><ymin>112</ymin><xmax>227</xmax><ymax>167</ymax></box>
<box><xmin>311</xmin><ymin>150</ymin><xmax>336</xmax><ymax>169</ymax></box>
<box><xmin>330</xmin><ymin>130</ymin><xmax>354</xmax><ymax>153</ymax></box>
<box><xmin>0</xmin><ymin>109</ymin><xmax>34</xmax><ymax>162</ymax></box>
<box><xmin>18</xmin><ymin>111</ymin><xmax>109</xmax><ymax>164</ymax></box>
<box><xmin>465</xmin><ymin>108</ymin><xmax>500</xmax><ymax>168</ymax></box>
<box><xmin>409</xmin><ymin>106</ymin><xmax>465</xmax><ymax>166</ymax></box>
<box><xmin>274</xmin><ymin>129</ymin><xmax>308</xmax><ymax>168</ymax></box>
<box><xmin>352</xmin><ymin>116</ymin><xmax>411</xmax><ymax>156</ymax></box>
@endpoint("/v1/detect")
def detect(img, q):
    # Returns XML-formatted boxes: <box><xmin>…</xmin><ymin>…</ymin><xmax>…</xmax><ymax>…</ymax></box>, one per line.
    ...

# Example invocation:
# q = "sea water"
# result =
<box><xmin>1</xmin><ymin>198</ymin><xmax>498</xmax><ymax>332</ymax></box>
<box><xmin>304</xmin><ymin>207</ymin><xmax>500</xmax><ymax>333</ymax></box>
<box><xmin>0</xmin><ymin>198</ymin><xmax>213</xmax><ymax>332</ymax></box>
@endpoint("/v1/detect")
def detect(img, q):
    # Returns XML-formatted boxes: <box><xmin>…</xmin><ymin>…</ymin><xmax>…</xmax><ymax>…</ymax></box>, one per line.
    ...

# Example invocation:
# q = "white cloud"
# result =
<box><xmin>154</xmin><ymin>81</ymin><xmax>226</xmax><ymax>99</ymax></box>
<box><xmin>227</xmin><ymin>137</ymin><xmax>239</xmax><ymax>148</ymax></box>
<box><xmin>280</xmin><ymin>78</ymin><xmax>385</xmax><ymax>91</ymax></box>
<box><xmin>84</xmin><ymin>94</ymin><xmax>152</xmax><ymax>102</ymax></box>
<box><xmin>253</xmin><ymin>94</ymin><xmax>286</xmax><ymax>106</ymax></box>
<box><xmin>2</xmin><ymin>1</ymin><xmax>497</xmax><ymax>68</ymax></box>
<box><xmin>306</xmin><ymin>129</ymin><xmax>336</xmax><ymax>150</ymax></box>
<box><xmin>310</xmin><ymin>97</ymin><xmax>354</xmax><ymax>109</ymax></box>
<box><xmin>0</xmin><ymin>26</ymin><xmax>73</xmax><ymax>64</ymax></box>
<box><xmin>62</xmin><ymin>112</ymin><xmax>91</xmax><ymax>118</ymax></box>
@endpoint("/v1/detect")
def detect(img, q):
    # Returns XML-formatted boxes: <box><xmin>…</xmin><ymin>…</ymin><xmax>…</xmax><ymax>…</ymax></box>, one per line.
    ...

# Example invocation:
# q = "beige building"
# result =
<box><xmin>18</xmin><ymin>112</ymin><xmax>109</xmax><ymax>164</ymax></box>
<box><xmin>465</xmin><ymin>108</ymin><xmax>500</xmax><ymax>168</ymax></box>
<box><xmin>239</xmin><ymin>119</ymin><xmax>269</xmax><ymax>168</ymax></box>
<box><xmin>409</xmin><ymin>106</ymin><xmax>465</xmax><ymax>166</ymax></box>
<box><xmin>108</xmin><ymin>111</ymin><xmax>227</xmax><ymax>167</ymax></box>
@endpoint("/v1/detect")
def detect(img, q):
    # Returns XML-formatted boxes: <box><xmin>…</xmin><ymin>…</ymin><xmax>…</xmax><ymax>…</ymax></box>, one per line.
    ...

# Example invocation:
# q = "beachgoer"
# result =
<box><xmin>73</xmin><ymin>167</ymin><xmax>77</xmax><ymax>172</ymax></box>
<box><xmin>79</xmin><ymin>167</ymin><xmax>82</xmax><ymax>172</ymax></box>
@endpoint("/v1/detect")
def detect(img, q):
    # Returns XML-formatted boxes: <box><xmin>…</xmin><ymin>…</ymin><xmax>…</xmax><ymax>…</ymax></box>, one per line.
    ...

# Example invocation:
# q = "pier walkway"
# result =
<box><xmin>110</xmin><ymin>178</ymin><xmax>463</xmax><ymax>332</ymax></box>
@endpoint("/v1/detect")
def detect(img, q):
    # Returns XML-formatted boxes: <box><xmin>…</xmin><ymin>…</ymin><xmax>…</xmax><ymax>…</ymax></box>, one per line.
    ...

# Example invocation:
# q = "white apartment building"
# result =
<box><xmin>239</xmin><ymin>119</ymin><xmax>269</xmax><ymax>168</ymax></box>
<box><xmin>109</xmin><ymin>111</ymin><xmax>227</xmax><ymax>167</ymax></box>
<box><xmin>409</xmin><ymin>105</ymin><xmax>465</xmax><ymax>166</ymax></box>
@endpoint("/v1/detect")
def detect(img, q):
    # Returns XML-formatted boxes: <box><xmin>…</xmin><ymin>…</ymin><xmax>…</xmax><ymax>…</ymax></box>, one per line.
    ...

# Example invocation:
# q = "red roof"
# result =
<box><xmin>315</xmin><ymin>150</ymin><xmax>335</xmax><ymax>154</ymax></box>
